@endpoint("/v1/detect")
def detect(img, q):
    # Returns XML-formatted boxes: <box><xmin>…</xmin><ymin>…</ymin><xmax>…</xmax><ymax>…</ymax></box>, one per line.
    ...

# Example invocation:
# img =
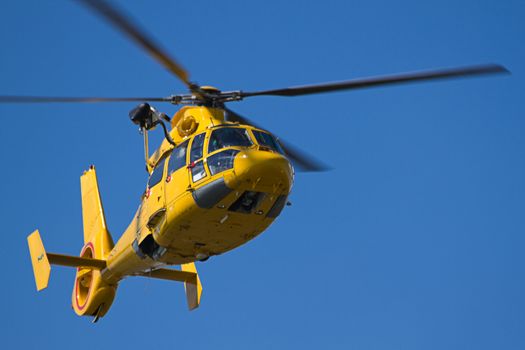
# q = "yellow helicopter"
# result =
<box><xmin>2</xmin><ymin>0</ymin><xmax>508</xmax><ymax>322</ymax></box>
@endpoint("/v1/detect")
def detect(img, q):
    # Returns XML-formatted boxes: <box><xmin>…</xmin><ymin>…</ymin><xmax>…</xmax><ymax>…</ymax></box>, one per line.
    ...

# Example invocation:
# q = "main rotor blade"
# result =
<box><xmin>224</xmin><ymin>107</ymin><xmax>329</xmax><ymax>172</ymax></box>
<box><xmin>0</xmin><ymin>96</ymin><xmax>171</xmax><ymax>103</ymax></box>
<box><xmin>75</xmin><ymin>0</ymin><xmax>191</xmax><ymax>88</ymax></box>
<box><xmin>241</xmin><ymin>64</ymin><xmax>509</xmax><ymax>98</ymax></box>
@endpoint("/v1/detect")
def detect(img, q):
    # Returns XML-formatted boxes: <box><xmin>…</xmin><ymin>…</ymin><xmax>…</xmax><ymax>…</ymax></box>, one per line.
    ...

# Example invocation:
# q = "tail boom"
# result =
<box><xmin>28</xmin><ymin>165</ymin><xmax>204</xmax><ymax>320</ymax></box>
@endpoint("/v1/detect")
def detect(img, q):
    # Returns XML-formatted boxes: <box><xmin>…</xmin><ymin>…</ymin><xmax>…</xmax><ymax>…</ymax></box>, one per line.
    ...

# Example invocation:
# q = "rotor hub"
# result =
<box><xmin>199</xmin><ymin>86</ymin><xmax>221</xmax><ymax>94</ymax></box>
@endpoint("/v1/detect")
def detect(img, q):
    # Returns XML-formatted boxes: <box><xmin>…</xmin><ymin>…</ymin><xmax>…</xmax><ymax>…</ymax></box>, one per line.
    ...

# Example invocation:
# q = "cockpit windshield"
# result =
<box><xmin>252</xmin><ymin>130</ymin><xmax>285</xmax><ymax>155</ymax></box>
<box><xmin>208</xmin><ymin>127</ymin><xmax>252</xmax><ymax>153</ymax></box>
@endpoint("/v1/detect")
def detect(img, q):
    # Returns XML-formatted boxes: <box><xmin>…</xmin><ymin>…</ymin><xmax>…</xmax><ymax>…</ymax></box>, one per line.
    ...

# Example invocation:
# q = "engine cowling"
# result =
<box><xmin>71</xmin><ymin>243</ymin><xmax>117</xmax><ymax>317</ymax></box>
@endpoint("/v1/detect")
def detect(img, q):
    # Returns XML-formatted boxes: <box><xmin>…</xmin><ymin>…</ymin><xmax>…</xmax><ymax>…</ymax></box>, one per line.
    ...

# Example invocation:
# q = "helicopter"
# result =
<box><xmin>3</xmin><ymin>0</ymin><xmax>509</xmax><ymax>322</ymax></box>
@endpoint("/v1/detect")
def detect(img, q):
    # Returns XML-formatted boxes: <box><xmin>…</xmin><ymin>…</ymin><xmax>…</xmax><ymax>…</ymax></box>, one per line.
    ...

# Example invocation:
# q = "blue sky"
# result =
<box><xmin>1</xmin><ymin>0</ymin><xmax>524</xmax><ymax>349</ymax></box>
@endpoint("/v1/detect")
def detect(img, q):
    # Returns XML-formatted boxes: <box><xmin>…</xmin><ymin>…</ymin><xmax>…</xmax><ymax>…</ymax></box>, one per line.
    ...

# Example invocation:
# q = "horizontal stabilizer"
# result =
<box><xmin>141</xmin><ymin>268</ymin><xmax>198</xmax><ymax>283</ymax></box>
<box><xmin>137</xmin><ymin>263</ymin><xmax>203</xmax><ymax>310</ymax></box>
<box><xmin>27</xmin><ymin>230</ymin><xmax>107</xmax><ymax>291</ymax></box>
<box><xmin>47</xmin><ymin>253</ymin><xmax>106</xmax><ymax>269</ymax></box>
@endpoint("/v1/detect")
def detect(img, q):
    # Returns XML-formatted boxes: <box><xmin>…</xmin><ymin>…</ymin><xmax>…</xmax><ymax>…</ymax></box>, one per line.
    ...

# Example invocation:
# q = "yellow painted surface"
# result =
<box><xmin>81</xmin><ymin>166</ymin><xmax>108</xmax><ymax>244</ymax></box>
<box><xmin>181</xmin><ymin>263</ymin><xmax>202</xmax><ymax>310</ymax></box>
<box><xmin>28</xmin><ymin>105</ymin><xmax>294</xmax><ymax>319</ymax></box>
<box><xmin>27</xmin><ymin>230</ymin><xmax>50</xmax><ymax>291</ymax></box>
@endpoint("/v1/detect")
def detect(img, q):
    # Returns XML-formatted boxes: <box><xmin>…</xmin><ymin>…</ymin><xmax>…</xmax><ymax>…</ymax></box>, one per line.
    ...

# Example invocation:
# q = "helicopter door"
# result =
<box><xmin>165</xmin><ymin>139</ymin><xmax>190</xmax><ymax>205</ymax></box>
<box><xmin>144</xmin><ymin>155</ymin><xmax>168</xmax><ymax>227</ymax></box>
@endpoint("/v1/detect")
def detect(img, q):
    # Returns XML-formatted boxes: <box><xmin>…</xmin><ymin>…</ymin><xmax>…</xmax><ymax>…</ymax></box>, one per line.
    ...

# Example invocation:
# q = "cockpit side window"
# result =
<box><xmin>148</xmin><ymin>157</ymin><xmax>167</xmax><ymax>189</ymax></box>
<box><xmin>168</xmin><ymin>140</ymin><xmax>189</xmax><ymax>174</ymax></box>
<box><xmin>189</xmin><ymin>133</ymin><xmax>207</xmax><ymax>183</ymax></box>
<box><xmin>252</xmin><ymin>130</ymin><xmax>285</xmax><ymax>155</ymax></box>
<box><xmin>190</xmin><ymin>133</ymin><xmax>205</xmax><ymax>163</ymax></box>
<box><xmin>208</xmin><ymin>127</ymin><xmax>252</xmax><ymax>154</ymax></box>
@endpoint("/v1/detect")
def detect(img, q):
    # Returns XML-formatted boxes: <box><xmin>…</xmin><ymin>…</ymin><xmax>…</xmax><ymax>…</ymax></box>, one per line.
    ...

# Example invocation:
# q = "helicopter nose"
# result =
<box><xmin>225</xmin><ymin>149</ymin><xmax>293</xmax><ymax>192</ymax></box>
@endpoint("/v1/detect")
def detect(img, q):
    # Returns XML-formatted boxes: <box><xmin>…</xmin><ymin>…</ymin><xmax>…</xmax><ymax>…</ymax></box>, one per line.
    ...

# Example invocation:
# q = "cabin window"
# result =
<box><xmin>208</xmin><ymin>127</ymin><xmax>252</xmax><ymax>154</ymax></box>
<box><xmin>168</xmin><ymin>140</ymin><xmax>189</xmax><ymax>174</ymax></box>
<box><xmin>190</xmin><ymin>133</ymin><xmax>205</xmax><ymax>163</ymax></box>
<box><xmin>252</xmin><ymin>130</ymin><xmax>285</xmax><ymax>154</ymax></box>
<box><xmin>148</xmin><ymin>157</ymin><xmax>167</xmax><ymax>188</ymax></box>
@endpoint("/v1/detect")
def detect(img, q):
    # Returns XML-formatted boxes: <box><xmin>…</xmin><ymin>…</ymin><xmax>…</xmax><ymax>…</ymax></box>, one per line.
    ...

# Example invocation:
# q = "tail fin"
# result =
<box><xmin>81</xmin><ymin>165</ymin><xmax>108</xmax><ymax>244</ymax></box>
<box><xmin>80</xmin><ymin>166</ymin><xmax>114</xmax><ymax>258</ymax></box>
<box><xmin>28</xmin><ymin>166</ymin><xmax>117</xmax><ymax>320</ymax></box>
<box><xmin>28</xmin><ymin>230</ymin><xmax>51</xmax><ymax>291</ymax></box>
<box><xmin>181</xmin><ymin>263</ymin><xmax>203</xmax><ymax>310</ymax></box>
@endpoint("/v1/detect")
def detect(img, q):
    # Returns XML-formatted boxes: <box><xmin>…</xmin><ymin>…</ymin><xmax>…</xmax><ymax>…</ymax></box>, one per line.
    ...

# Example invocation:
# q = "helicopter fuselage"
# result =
<box><xmin>101</xmin><ymin>106</ymin><xmax>294</xmax><ymax>283</ymax></box>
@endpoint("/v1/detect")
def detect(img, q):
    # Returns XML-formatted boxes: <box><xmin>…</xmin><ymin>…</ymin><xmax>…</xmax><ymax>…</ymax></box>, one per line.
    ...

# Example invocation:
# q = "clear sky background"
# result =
<box><xmin>1</xmin><ymin>0</ymin><xmax>524</xmax><ymax>349</ymax></box>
